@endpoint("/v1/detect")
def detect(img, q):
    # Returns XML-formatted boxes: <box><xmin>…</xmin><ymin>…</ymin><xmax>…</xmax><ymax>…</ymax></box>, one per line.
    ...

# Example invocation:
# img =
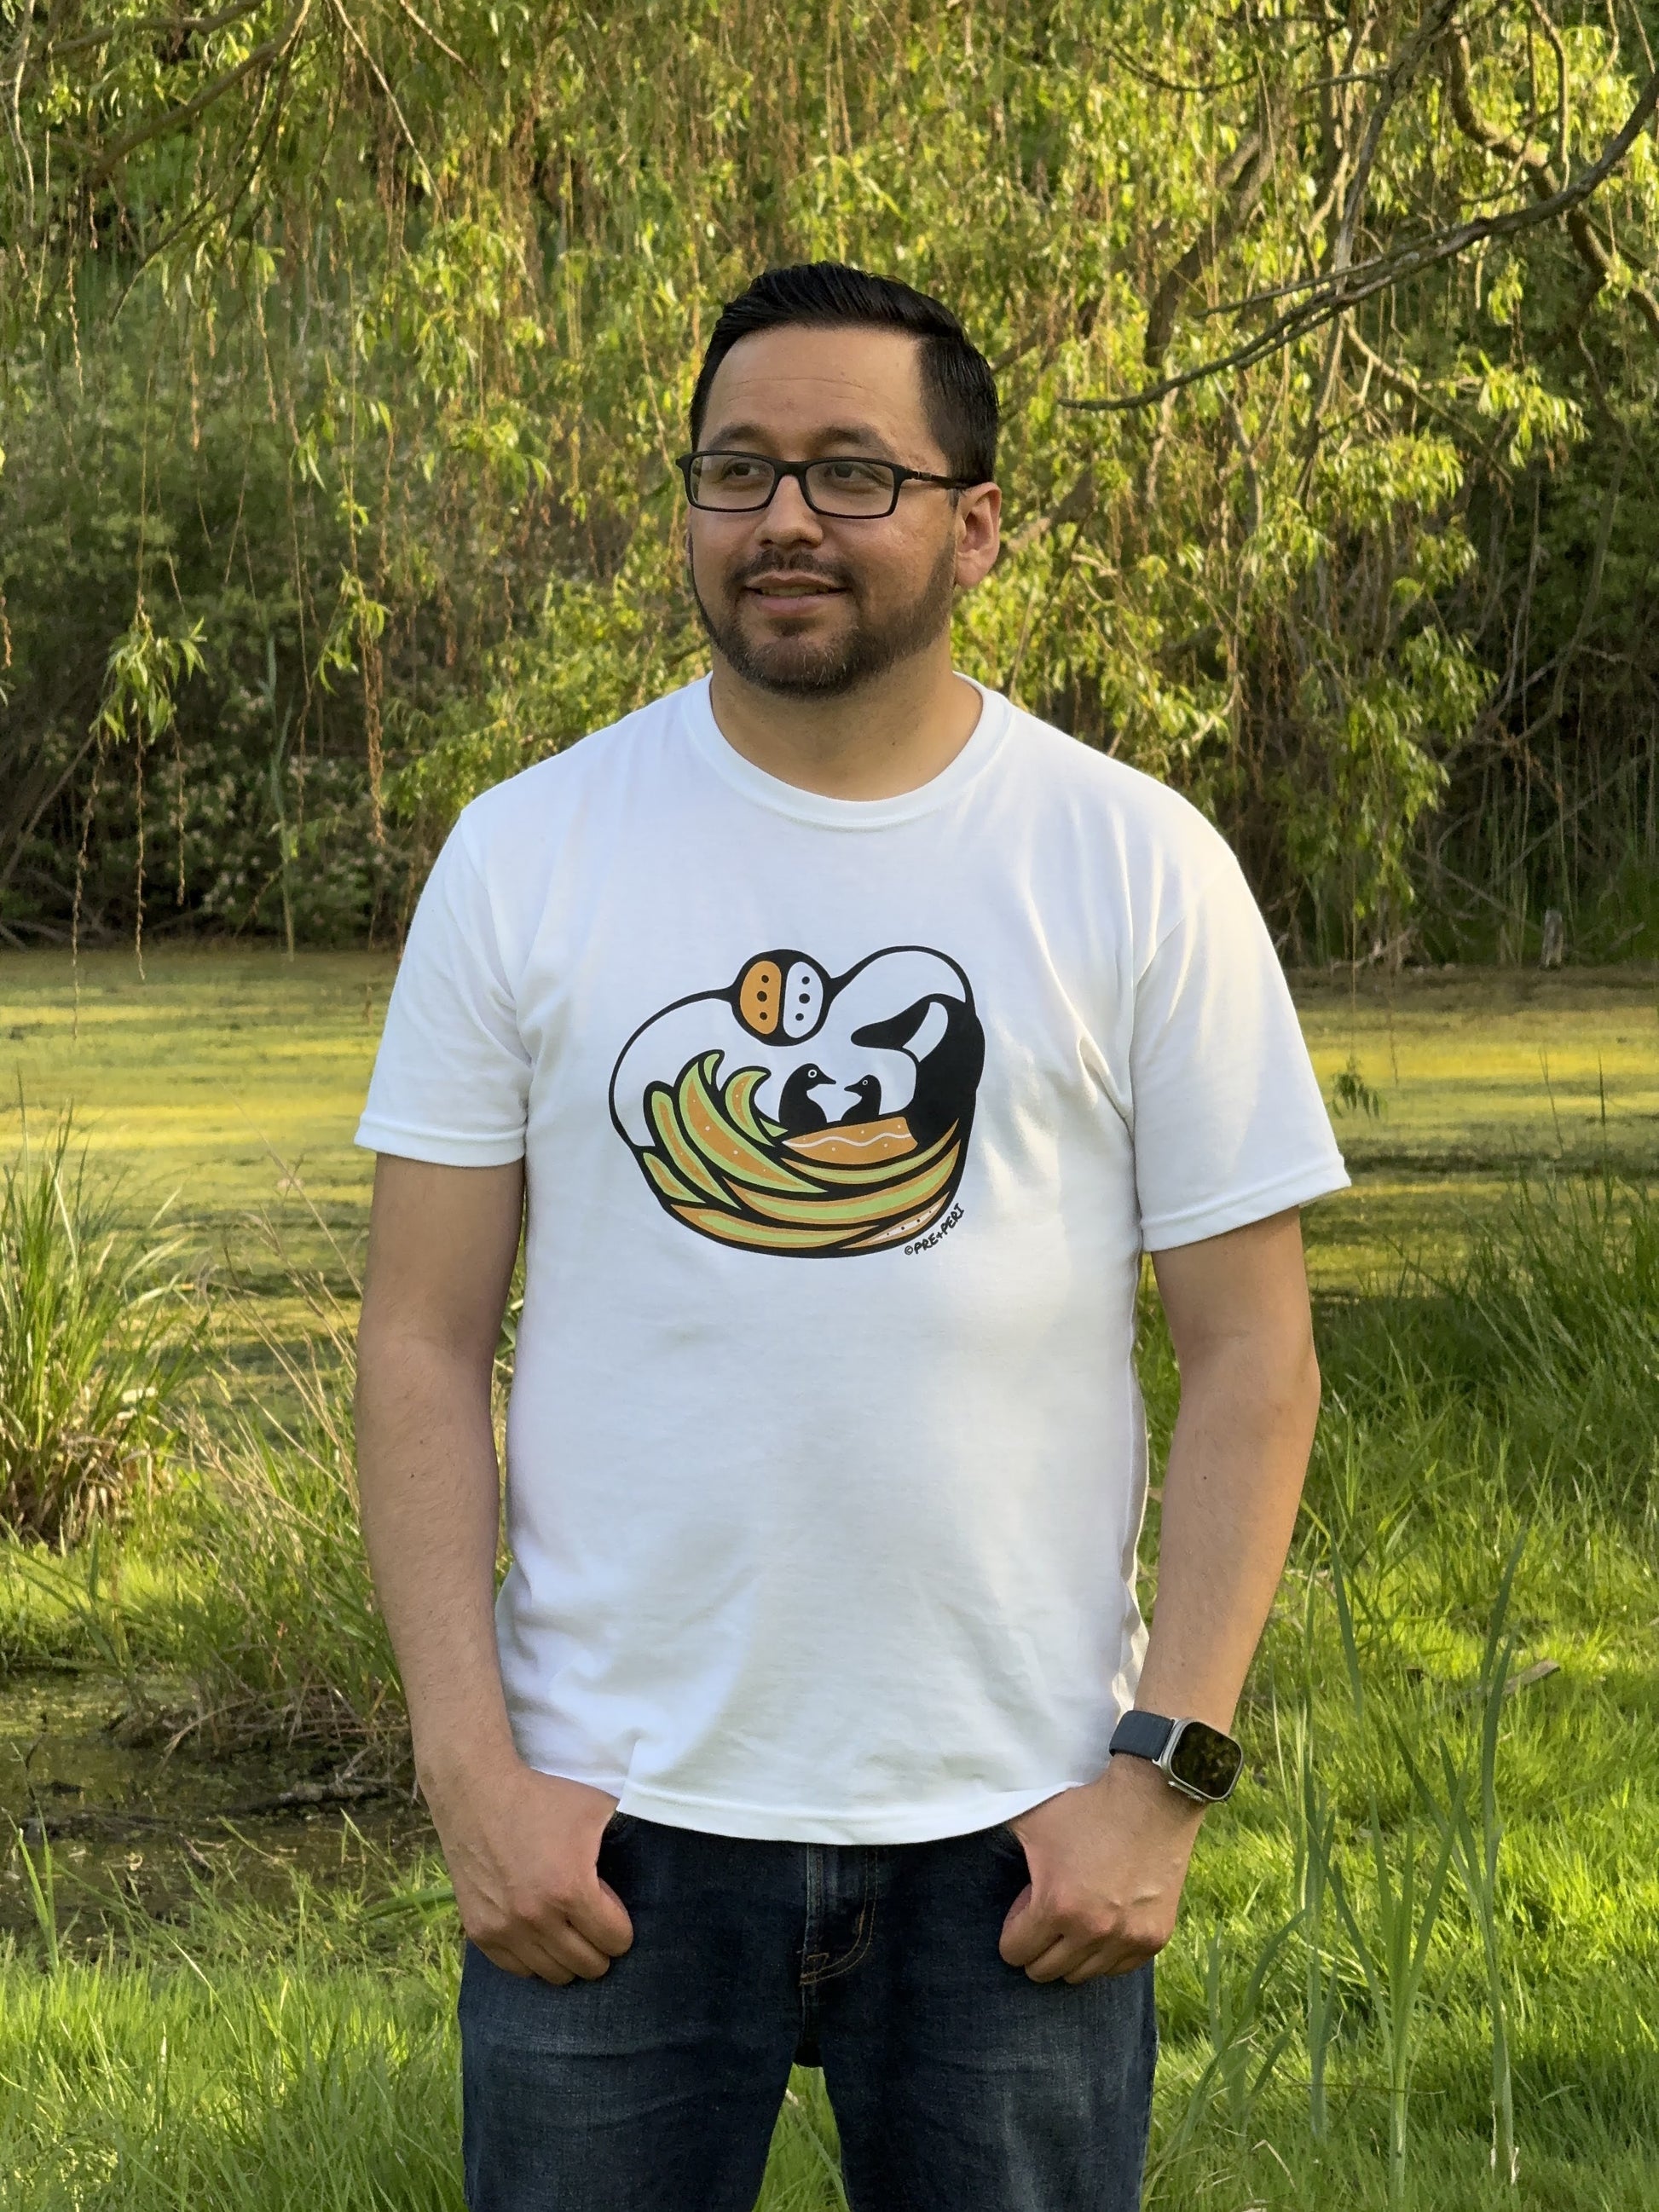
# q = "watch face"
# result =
<box><xmin>1167</xmin><ymin>1720</ymin><xmax>1244</xmax><ymax>1801</ymax></box>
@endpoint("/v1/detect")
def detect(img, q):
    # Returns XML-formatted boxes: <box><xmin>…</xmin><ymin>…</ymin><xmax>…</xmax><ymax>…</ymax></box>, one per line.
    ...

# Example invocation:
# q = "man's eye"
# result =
<box><xmin>821</xmin><ymin>461</ymin><xmax>884</xmax><ymax>486</ymax></box>
<box><xmin>707</xmin><ymin>458</ymin><xmax>761</xmax><ymax>482</ymax></box>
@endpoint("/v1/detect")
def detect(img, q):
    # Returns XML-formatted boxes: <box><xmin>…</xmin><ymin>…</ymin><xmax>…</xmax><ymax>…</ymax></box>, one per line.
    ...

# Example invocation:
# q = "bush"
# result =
<box><xmin>0</xmin><ymin>1117</ymin><xmax>201</xmax><ymax>1544</ymax></box>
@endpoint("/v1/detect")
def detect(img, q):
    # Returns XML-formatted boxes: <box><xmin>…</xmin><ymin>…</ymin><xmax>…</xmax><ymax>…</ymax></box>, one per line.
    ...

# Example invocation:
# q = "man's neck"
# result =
<box><xmin>706</xmin><ymin>644</ymin><xmax>985</xmax><ymax>801</ymax></box>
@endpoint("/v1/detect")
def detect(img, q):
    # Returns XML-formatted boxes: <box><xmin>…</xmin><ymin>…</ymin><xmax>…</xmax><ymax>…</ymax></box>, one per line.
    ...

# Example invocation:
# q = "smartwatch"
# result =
<box><xmin>1109</xmin><ymin>1709</ymin><xmax>1244</xmax><ymax>1804</ymax></box>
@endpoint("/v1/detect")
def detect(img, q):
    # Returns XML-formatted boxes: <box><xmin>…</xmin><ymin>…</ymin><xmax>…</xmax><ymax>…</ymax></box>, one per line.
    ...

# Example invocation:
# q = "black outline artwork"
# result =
<box><xmin>608</xmin><ymin>944</ymin><xmax>985</xmax><ymax>1258</ymax></box>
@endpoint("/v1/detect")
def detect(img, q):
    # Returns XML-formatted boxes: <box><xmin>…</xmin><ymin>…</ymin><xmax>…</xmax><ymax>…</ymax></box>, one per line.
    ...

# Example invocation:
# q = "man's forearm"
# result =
<box><xmin>355</xmin><ymin>1326</ymin><xmax>516</xmax><ymax>1792</ymax></box>
<box><xmin>998</xmin><ymin>1307</ymin><xmax>1320</xmax><ymax>1984</ymax></box>
<box><xmin>1133</xmin><ymin>1329</ymin><xmax>1320</xmax><ymax>1730</ymax></box>
<box><xmin>353</xmin><ymin>1158</ymin><xmax>629</xmax><ymax>1985</ymax></box>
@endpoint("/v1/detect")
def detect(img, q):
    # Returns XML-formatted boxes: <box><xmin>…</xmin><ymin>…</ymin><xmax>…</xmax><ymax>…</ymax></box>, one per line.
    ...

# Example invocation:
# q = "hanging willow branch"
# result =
<box><xmin>79</xmin><ymin>3</ymin><xmax>315</xmax><ymax>194</ymax></box>
<box><xmin>1065</xmin><ymin>64</ymin><xmax>1659</xmax><ymax>413</ymax></box>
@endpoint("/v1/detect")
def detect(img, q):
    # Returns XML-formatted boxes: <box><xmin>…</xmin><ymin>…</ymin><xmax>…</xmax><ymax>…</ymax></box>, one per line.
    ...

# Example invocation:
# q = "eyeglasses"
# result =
<box><xmin>676</xmin><ymin>450</ymin><xmax>975</xmax><ymax>519</ymax></box>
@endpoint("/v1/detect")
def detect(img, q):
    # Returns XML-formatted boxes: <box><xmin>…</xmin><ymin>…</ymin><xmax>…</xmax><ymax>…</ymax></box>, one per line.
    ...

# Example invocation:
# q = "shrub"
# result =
<box><xmin>0</xmin><ymin>1115</ymin><xmax>201</xmax><ymax>1544</ymax></box>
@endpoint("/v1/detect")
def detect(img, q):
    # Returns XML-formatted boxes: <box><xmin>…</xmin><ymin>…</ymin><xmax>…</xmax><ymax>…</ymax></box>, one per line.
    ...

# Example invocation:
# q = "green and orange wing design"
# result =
<box><xmin>636</xmin><ymin>1054</ymin><xmax>960</xmax><ymax>1256</ymax></box>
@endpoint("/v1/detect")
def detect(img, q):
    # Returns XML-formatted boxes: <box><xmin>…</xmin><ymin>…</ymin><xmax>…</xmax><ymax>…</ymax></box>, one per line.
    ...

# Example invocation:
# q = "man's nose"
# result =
<box><xmin>754</xmin><ymin>472</ymin><xmax>824</xmax><ymax>546</ymax></box>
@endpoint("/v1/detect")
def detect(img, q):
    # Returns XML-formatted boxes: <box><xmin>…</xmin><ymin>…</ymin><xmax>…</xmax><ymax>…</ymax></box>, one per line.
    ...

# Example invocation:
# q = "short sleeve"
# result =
<box><xmin>355</xmin><ymin>825</ymin><xmax>532</xmax><ymax>1167</ymax></box>
<box><xmin>1130</xmin><ymin>854</ymin><xmax>1349</xmax><ymax>1250</ymax></box>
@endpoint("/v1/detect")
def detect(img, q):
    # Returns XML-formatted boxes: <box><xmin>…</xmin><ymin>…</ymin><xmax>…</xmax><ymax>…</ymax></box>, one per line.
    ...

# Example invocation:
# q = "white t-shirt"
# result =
<box><xmin>356</xmin><ymin>675</ymin><xmax>1348</xmax><ymax>1844</ymax></box>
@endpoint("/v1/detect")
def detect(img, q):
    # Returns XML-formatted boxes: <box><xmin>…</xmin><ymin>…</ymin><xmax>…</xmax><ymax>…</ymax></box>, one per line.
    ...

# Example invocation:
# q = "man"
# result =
<box><xmin>354</xmin><ymin>263</ymin><xmax>1348</xmax><ymax>2212</ymax></box>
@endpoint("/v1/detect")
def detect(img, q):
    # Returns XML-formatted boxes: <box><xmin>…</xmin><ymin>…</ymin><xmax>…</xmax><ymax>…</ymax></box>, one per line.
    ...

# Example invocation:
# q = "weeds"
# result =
<box><xmin>1325</xmin><ymin>1172</ymin><xmax>1659</xmax><ymax>1515</ymax></box>
<box><xmin>0</xmin><ymin>1112</ymin><xmax>201</xmax><ymax>1544</ymax></box>
<box><xmin>1432</xmin><ymin>1544</ymin><xmax>1524</xmax><ymax>2186</ymax></box>
<box><xmin>1280</xmin><ymin>1626</ymin><xmax>1339</xmax><ymax>2140</ymax></box>
<box><xmin>1324</xmin><ymin>1553</ymin><xmax>1467</xmax><ymax>2207</ymax></box>
<box><xmin>0</xmin><ymin>1085</ymin><xmax>1653</xmax><ymax>2206</ymax></box>
<box><xmin>172</xmin><ymin>1287</ymin><xmax>402</xmax><ymax>1759</ymax></box>
<box><xmin>11</xmin><ymin>1822</ymin><xmax>61</xmax><ymax>1973</ymax></box>
<box><xmin>1330</xmin><ymin>1054</ymin><xmax>1387</xmax><ymax>1119</ymax></box>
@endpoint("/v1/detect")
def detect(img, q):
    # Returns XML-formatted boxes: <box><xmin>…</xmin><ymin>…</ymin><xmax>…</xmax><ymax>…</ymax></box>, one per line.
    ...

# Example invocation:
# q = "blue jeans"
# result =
<box><xmin>459</xmin><ymin>1813</ymin><xmax>1157</xmax><ymax>2211</ymax></box>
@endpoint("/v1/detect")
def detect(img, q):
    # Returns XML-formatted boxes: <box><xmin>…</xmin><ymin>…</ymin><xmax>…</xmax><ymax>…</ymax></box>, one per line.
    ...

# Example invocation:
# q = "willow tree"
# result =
<box><xmin>3</xmin><ymin>0</ymin><xmax>1656</xmax><ymax>956</ymax></box>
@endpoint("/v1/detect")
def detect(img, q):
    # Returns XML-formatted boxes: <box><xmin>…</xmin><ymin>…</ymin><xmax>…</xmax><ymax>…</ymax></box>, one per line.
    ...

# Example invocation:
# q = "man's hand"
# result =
<box><xmin>356</xmin><ymin>1158</ymin><xmax>633</xmax><ymax>1989</ymax></box>
<box><xmin>994</xmin><ymin>1208</ymin><xmax>1319</xmax><ymax>1986</ymax></box>
<box><xmin>426</xmin><ymin>1759</ymin><xmax>635</xmax><ymax>1985</ymax></box>
<box><xmin>997</xmin><ymin>1755</ymin><xmax>1205</xmax><ymax>1984</ymax></box>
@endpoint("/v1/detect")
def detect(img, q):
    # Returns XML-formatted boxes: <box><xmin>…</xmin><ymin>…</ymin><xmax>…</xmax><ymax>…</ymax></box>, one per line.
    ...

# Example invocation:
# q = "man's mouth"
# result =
<box><xmin>743</xmin><ymin>573</ymin><xmax>846</xmax><ymax>608</ymax></box>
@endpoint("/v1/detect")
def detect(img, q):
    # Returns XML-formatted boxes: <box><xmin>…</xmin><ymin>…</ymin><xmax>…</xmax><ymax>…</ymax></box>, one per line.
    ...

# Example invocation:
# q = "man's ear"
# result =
<box><xmin>954</xmin><ymin>481</ymin><xmax>1002</xmax><ymax>588</ymax></box>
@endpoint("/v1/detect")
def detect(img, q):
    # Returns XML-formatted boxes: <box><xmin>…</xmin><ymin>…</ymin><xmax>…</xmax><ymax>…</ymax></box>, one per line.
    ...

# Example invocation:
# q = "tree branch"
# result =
<box><xmin>1144</xmin><ymin>112</ymin><xmax>1277</xmax><ymax>369</ymax></box>
<box><xmin>1063</xmin><ymin>65</ymin><xmax>1659</xmax><ymax>413</ymax></box>
<box><xmin>1446</xmin><ymin>28</ymin><xmax>1659</xmax><ymax>339</ymax></box>
<box><xmin>1332</xmin><ymin>0</ymin><xmax>1463</xmax><ymax>278</ymax></box>
<box><xmin>80</xmin><ymin>3</ymin><xmax>311</xmax><ymax>193</ymax></box>
<box><xmin>43</xmin><ymin>5</ymin><xmax>269</xmax><ymax>66</ymax></box>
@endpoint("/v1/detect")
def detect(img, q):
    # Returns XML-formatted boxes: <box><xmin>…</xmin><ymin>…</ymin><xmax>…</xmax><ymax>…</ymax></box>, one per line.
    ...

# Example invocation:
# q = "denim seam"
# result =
<box><xmin>799</xmin><ymin>1849</ymin><xmax>876</xmax><ymax>1987</ymax></box>
<box><xmin>801</xmin><ymin>1843</ymin><xmax>824</xmax><ymax>1977</ymax></box>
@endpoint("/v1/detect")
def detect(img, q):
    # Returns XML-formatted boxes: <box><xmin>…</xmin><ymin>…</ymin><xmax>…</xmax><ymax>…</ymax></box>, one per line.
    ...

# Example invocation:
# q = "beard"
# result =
<box><xmin>690</xmin><ymin>533</ymin><xmax>960</xmax><ymax>698</ymax></box>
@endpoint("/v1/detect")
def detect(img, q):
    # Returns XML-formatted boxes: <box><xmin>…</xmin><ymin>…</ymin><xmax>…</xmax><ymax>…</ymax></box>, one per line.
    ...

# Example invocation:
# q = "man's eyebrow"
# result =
<box><xmin>700</xmin><ymin>421</ymin><xmax>897</xmax><ymax>455</ymax></box>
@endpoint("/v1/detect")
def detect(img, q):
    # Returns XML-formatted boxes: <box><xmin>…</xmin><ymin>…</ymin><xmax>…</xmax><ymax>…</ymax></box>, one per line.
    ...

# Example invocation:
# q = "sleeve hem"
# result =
<box><xmin>353</xmin><ymin>1118</ymin><xmax>526</xmax><ymax>1169</ymax></box>
<box><xmin>1140</xmin><ymin>1159</ymin><xmax>1351</xmax><ymax>1252</ymax></box>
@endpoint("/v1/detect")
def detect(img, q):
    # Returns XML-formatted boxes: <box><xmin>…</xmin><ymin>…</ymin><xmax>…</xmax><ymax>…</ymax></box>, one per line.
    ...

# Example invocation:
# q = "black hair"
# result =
<box><xmin>689</xmin><ymin>262</ymin><xmax>999</xmax><ymax>486</ymax></box>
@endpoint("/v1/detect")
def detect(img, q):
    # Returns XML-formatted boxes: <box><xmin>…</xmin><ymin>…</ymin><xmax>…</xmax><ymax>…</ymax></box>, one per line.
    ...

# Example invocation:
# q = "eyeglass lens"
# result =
<box><xmin>690</xmin><ymin>454</ymin><xmax>899</xmax><ymax>516</ymax></box>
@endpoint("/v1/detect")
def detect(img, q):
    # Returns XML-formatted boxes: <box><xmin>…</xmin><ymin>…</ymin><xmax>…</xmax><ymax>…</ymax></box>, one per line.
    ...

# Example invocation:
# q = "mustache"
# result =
<box><xmin>731</xmin><ymin>555</ymin><xmax>853</xmax><ymax>591</ymax></box>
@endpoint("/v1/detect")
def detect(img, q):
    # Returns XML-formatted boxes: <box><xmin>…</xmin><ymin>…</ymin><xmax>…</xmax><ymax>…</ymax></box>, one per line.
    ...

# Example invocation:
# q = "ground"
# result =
<box><xmin>0</xmin><ymin>949</ymin><xmax>1656</xmax><ymax>2211</ymax></box>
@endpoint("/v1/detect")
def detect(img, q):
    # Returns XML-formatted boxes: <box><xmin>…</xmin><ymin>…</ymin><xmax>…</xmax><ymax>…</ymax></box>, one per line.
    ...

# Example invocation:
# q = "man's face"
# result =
<box><xmin>686</xmin><ymin>325</ymin><xmax>998</xmax><ymax>698</ymax></box>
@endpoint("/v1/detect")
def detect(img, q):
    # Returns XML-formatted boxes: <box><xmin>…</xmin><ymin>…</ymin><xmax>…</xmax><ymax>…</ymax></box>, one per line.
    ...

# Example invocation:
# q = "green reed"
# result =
<box><xmin>0</xmin><ymin>1111</ymin><xmax>201</xmax><ymax>1545</ymax></box>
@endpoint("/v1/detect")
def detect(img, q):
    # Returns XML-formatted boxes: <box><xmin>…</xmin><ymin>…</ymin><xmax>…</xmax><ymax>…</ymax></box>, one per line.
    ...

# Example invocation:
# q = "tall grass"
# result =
<box><xmin>0</xmin><ymin>1202</ymin><xmax>402</xmax><ymax>1758</ymax></box>
<box><xmin>0</xmin><ymin>1114</ymin><xmax>200</xmax><ymax>1544</ymax></box>
<box><xmin>164</xmin><ymin>1277</ymin><xmax>402</xmax><ymax>1756</ymax></box>
<box><xmin>1322</xmin><ymin>1172</ymin><xmax>1659</xmax><ymax>1516</ymax></box>
<box><xmin>0</xmin><ymin>1832</ymin><xmax>855</xmax><ymax>2212</ymax></box>
<box><xmin>2</xmin><ymin>1169</ymin><xmax>1655</xmax><ymax>2206</ymax></box>
<box><xmin>1142</xmin><ymin>1170</ymin><xmax>1659</xmax><ymax>2206</ymax></box>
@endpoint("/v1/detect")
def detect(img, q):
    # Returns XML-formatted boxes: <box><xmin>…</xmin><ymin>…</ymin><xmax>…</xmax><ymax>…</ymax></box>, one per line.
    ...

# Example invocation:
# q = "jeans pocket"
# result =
<box><xmin>986</xmin><ymin>1820</ymin><xmax>1029</xmax><ymax>1865</ymax></box>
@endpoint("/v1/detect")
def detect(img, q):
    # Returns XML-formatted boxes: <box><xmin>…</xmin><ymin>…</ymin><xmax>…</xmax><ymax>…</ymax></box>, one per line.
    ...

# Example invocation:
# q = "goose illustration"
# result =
<box><xmin>610</xmin><ymin>945</ymin><xmax>984</xmax><ymax>1256</ymax></box>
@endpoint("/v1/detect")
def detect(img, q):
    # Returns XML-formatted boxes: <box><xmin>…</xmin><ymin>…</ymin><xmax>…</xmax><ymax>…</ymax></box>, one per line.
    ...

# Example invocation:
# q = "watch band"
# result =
<box><xmin>1109</xmin><ymin>1708</ymin><xmax>1178</xmax><ymax>1764</ymax></box>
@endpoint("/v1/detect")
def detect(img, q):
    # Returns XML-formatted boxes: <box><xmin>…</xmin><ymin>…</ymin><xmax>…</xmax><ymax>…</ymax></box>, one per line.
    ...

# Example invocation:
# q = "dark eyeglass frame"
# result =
<box><xmin>675</xmin><ymin>449</ymin><xmax>976</xmax><ymax>518</ymax></box>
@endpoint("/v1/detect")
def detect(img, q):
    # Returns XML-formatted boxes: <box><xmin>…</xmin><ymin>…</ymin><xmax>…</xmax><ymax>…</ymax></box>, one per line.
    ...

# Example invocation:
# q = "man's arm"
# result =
<box><xmin>355</xmin><ymin>1153</ymin><xmax>633</xmax><ymax>1984</ymax></box>
<box><xmin>999</xmin><ymin>1205</ymin><xmax>1321</xmax><ymax>1984</ymax></box>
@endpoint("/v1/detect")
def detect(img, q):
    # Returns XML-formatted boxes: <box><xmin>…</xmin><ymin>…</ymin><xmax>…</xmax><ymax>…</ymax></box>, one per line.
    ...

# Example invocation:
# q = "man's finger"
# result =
<box><xmin>476</xmin><ymin>1938</ymin><xmax>536</xmax><ymax>1978</ymax></box>
<box><xmin>997</xmin><ymin>1886</ymin><xmax>1056</xmax><ymax>1968</ymax></box>
<box><xmin>1017</xmin><ymin>1915</ymin><xmax>1159</xmax><ymax>1984</ymax></box>
<box><xmin>477</xmin><ymin>1932</ymin><xmax>574</xmax><ymax>1984</ymax></box>
<box><xmin>527</xmin><ymin>1916</ymin><xmax>617</xmax><ymax>1981</ymax></box>
<box><xmin>1020</xmin><ymin>1932</ymin><xmax>1095</xmax><ymax>1984</ymax></box>
<box><xmin>1062</xmin><ymin>1943</ymin><xmax>1151</xmax><ymax>1984</ymax></box>
<box><xmin>562</xmin><ymin>1874</ymin><xmax>635</xmax><ymax>1960</ymax></box>
<box><xmin>471</xmin><ymin>1912</ymin><xmax>604</xmax><ymax>1984</ymax></box>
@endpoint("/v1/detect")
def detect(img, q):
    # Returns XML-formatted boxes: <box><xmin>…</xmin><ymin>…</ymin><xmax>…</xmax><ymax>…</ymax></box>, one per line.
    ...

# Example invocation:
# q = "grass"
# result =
<box><xmin>1</xmin><ymin>948</ymin><xmax>1657</xmax><ymax>2209</ymax></box>
<box><xmin>0</xmin><ymin>1838</ymin><xmax>857</xmax><ymax>2211</ymax></box>
<box><xmin>0</xmin><ymin>1113</ymin><xmax>203</xmax><ymax>1542</ymax></box>
<box><xmin>1126</xmin><ymin>1174</ymin><xmax>1659</xmax><ymax>2209</ymax></box>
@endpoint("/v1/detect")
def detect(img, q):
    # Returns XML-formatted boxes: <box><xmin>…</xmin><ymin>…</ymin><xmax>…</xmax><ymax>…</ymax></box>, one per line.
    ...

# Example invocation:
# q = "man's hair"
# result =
<box><xmin>689</xmin><ymin>263</ymin><xmax>999</xmax><ymax>486</ymax></box>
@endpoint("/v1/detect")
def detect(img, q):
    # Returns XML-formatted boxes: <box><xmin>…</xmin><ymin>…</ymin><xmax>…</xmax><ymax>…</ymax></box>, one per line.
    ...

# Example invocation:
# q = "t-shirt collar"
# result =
<box><xmin>681</xmin><ymin>672</ymin><xmax>1010</xmax><ymax>829</ymax></box>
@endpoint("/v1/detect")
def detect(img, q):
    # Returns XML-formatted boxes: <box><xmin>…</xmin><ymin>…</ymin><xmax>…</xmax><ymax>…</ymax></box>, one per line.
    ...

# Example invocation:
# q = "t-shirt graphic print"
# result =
<box><xmin>609</xmin><ymin>944</ymin><xmax>985</xmax><ymax>1256</ymax></box>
